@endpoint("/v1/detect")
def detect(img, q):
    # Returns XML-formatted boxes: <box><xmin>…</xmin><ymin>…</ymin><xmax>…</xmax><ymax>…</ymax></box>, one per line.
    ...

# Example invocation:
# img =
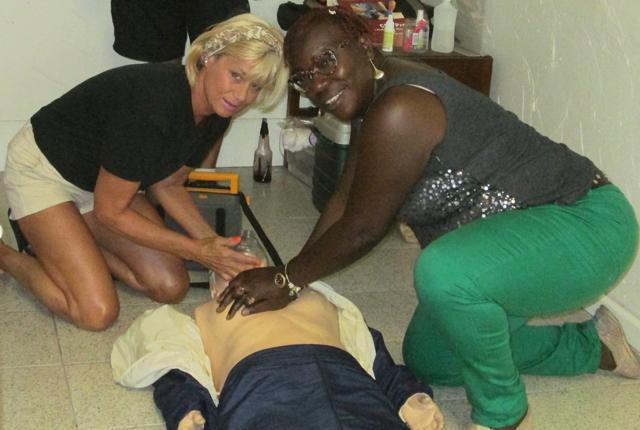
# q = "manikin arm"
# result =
<box><xmin>368</xmin><ymin>327</ymin><xmax>444</xmax><ymax>430</ymax></box>
<box><xmin>152</xmin><ymin>370</ymin><xmax>218</xmax><ymax>430</ymax></box>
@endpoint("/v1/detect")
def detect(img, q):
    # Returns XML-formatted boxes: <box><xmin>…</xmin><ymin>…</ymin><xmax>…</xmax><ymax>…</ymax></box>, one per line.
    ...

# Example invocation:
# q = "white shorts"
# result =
<box><xmin>3</xmin><ymin>122</ymin><xmax>95</xmax><ymax>220</ymax></box>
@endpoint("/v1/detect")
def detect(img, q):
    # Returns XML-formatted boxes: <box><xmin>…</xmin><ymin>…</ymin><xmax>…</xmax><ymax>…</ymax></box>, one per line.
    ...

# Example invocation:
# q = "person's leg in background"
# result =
<box><xmin>111</xmin><ymin>0</ymin><xmax>187</xmax><ymax>63</ymax></box>
<box><xmin>186</xmin><ymin>0</ymin><xmax>250</xmax><ymax>44</ymax></box>
<box><xmin>403</xmin><ymin>185</ymin><xmax>638</xmax><ymax>429</ymax></box>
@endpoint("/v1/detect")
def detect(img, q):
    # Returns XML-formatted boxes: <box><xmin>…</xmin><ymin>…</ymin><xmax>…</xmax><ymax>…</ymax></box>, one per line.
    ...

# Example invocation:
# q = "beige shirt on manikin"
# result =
<box><xmin>111</xmin><ymin>280</ymin><xmax>376</xmax><ymax>403</ymax></box>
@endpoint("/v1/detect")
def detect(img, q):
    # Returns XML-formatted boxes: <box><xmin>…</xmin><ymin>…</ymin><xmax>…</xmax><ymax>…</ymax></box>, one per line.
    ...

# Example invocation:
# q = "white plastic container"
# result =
<box><xmin>431</xmin><ymin>0</ymin><xmax>457</xmax><ymax>53</ymax></box>
<box><xmin>403</xmin><ymin>10</ymin><xmax>428</xmax><ymax>53</ymax></box>
<box><xmin>314</xmin><ymin>112</ymin><xmax>351</xmax><ymax>146</ymax></box>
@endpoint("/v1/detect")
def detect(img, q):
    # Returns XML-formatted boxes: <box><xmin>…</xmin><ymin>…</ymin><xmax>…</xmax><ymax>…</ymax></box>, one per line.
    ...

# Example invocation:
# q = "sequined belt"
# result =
<box><xmin>591</xmin><ymin>169</ymin><xmax>611</xmax><ymax>190</ymax></box>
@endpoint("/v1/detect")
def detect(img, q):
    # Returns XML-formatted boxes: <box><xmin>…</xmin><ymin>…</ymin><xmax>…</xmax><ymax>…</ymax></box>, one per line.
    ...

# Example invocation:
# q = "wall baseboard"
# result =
<box><xmin>586</xmin><ymin>298</ymin><xmax>640</xmax><ymax>351</ymax></box>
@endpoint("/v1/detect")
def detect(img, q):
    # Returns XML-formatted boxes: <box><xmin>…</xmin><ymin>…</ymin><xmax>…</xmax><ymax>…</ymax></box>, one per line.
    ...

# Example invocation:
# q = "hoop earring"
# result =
<box><xmin>369</xmin><ymin>58</ymin><xmax>384</xmax><ymax>80</ymax></box>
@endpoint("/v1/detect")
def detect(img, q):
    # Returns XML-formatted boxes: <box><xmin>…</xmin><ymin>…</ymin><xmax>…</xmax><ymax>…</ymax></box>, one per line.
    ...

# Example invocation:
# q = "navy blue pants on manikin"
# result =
<box><xmin>153</xmin><ymin>328</ymin><xmax>432</xmax><ymax>430</ymax></box>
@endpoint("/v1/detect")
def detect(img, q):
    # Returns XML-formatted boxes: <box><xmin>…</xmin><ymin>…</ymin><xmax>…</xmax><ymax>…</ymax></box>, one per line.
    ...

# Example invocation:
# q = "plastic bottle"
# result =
<box><xmin>403</xmin><ymin>9</ymin><xmax>428</xmax><ymax>53</ymax></box>
<box><xmin>402</xmin><ymin>18</ymin><xmax>417</xmax><ymax>52</ymax></box>
<box><xmin>431</xmin><ymin>0</ymin><xmax>457</xmax><ymax>53</ymax></box>
<box><xmin>416</xmin><ymin>9</ymin><xmax>429</xmax><ymax>52</ymax></box>
<box><xmin>382</xmin><ymin>13</ymin><xmax>394</xmax><ymax>53</ymax></box>
<box><xmin>209</xmin><ymin>230</ymin><xmax>269</xmax><ymax>299</ymax></box>
<box><xmin>253</xmin><ymin>118</ymin><xmax>272</xmax><ymax>183</ymax></box>
<box><xmin>234</xmin><ymin>230</ymin><xmax>269</xmax><ymax>265</ymax></box>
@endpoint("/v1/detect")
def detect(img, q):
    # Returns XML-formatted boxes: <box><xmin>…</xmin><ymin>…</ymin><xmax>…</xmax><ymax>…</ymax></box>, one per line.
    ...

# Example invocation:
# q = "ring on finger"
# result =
<box><xmin>246</xmin><ymin>296</ymin><xmax>256</xmax><ymax>305</ymax></box>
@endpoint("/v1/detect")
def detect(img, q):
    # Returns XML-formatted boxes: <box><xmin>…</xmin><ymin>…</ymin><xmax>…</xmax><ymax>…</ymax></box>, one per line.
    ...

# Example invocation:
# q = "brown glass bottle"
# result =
<box><xmin>253</xmin><ymin>118</ymin><xmax>272</xmax><ymax>183</ymax></box>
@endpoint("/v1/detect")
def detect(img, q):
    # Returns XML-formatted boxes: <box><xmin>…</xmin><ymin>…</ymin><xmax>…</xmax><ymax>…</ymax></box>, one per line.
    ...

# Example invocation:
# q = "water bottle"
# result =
<box><xmin>431</xmin><ymin>0</ymin><xmax>457</xmax><ymax>53</ymax></box>
<box><xmin>209</xmin><ymin>230</ymin><xmax>269</xmax><ymax>299</ymax></box>
<box><xmin>233</xmin><ymin>230</ymin><xmax>269</xmax><ymax>267</ymax></box>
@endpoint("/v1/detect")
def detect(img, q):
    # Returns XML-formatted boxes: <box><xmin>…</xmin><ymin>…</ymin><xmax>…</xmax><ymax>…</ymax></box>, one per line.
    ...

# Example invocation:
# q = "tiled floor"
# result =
<box><xmin>1</xmin><ymin>167</ymin><xmax>639</xmax><ymax>429</ymax></box>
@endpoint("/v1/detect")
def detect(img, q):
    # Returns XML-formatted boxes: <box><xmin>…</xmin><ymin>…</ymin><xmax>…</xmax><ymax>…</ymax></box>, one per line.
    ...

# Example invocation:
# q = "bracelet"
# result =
<box><xmin>274</xmin><ymin>263</ymin><xmax>305</xmax><ymax>300</ymax></box>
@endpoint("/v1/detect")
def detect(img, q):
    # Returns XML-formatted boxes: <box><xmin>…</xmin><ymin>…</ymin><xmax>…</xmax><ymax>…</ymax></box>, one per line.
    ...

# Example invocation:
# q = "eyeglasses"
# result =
<box><xmin>288</xmin><ymin>40</ymin><xmax>350</xmax><ymax>93</ymax></box>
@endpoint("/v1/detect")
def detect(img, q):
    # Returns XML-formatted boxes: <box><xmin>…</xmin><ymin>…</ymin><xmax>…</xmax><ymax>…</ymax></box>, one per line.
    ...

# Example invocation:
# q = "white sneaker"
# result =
<box><xmin>594</xmin><ymin>305</ymin><xmax>640</xmax><ymax>379</ymax></box>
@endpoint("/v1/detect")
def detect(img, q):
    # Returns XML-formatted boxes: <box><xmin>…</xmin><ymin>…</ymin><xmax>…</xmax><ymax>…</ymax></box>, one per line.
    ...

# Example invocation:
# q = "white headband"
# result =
<box><xmin>201</xmin><ymin>24</ymin><xmax>282</xmax><ymax>61</ymax></box>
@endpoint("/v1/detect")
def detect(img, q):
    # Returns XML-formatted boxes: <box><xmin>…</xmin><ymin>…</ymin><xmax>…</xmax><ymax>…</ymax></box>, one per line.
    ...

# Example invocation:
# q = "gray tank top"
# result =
<box><xmin>369</xmin><ymin>65</ymin><xmax>598</xmax><ymax>248</ymax></box>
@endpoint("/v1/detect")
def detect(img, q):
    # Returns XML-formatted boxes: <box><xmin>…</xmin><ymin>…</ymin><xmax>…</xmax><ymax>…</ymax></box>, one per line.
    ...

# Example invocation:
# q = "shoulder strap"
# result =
<box><xmin>237</xmin><ymin>191</ymin><xmax>283</xmax><ymax>266</ymax></box>
<box><xmin>190</xmin><ymin>191</ymin><xmax>283</xmax><ymax>289</ymax></box>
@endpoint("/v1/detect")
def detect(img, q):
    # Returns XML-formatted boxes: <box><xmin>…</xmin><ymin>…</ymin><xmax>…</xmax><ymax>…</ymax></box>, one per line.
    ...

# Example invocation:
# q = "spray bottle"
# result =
<box><xmin>382</xmin><ymin>13</ymin><xmax>394</xmax><ymax>53</ymax></box>
<box><xmin>253</xmin><ymin>118</ymin><xmax>272</xmax><ymax>183</ymax></box>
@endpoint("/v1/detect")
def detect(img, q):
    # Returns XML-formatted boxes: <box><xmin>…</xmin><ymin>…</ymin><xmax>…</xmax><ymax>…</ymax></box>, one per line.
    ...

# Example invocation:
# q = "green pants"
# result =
<box><xmin>403</xmin><ymin>185</ymin><xmax>638</xmax><ymax>428</ymax></box>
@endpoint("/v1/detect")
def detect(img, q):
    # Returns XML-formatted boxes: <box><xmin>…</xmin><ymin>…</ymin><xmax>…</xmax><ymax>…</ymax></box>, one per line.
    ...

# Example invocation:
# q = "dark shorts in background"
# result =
<box><xmin>111</xmin><ymin>0</ymin><xmax>250</xmax><ymax>62</ymax></box>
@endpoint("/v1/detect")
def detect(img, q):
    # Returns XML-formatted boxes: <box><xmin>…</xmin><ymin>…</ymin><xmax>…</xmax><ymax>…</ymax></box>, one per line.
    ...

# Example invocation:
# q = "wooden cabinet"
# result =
<box><xmin>287</xmin><ymin>49</ymin><xmax>493</xmax><ymax>117</ymax></box>
<box><xmin>385</xmin><ymin>50</ymin><xmax>493</xmax><ymax>96</ymax></box>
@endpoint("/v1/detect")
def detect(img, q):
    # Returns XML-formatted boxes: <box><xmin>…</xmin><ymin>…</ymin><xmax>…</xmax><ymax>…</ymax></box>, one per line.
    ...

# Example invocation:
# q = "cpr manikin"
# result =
<box><xmin>112</xmin><ymin>272</ymin><xmax>444</xmax><ymax>430</ymax></box>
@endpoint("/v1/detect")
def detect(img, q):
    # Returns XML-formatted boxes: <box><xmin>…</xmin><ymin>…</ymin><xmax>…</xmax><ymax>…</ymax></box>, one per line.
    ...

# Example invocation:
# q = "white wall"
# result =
<box><xmin>3</xmin><ymin>1</ymin><xmax>639</xmax><ymax>341</ymax></box>
<box><xmin>0</xmin><ymin>0</ymin><xmax>290</xmax><ymax>170</ymax></box>
<box><xmin>481</xmin><ymin>0</ymin><xmax>640</xmax><ymax>346</ymax></box>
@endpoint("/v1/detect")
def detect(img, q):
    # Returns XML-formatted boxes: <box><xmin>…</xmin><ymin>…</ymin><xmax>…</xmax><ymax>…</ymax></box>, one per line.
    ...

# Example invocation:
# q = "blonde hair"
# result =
<box><xmin>186</xmin><ymin>14</ymin><xmax>288</xmax><ymax>111</ymax></box>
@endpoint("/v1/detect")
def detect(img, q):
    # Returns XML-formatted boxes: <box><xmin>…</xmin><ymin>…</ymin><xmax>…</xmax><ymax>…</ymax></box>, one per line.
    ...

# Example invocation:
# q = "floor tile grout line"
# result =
<box><xmin>523</xmin><ymin>379</ymin><xmax>640</xmax><ymax>395</ymax></box>
<box><xmin>52</xmin><ymin>314</ymin><xmax>82</xmax><ymax>430</ymax></box>
<box><xmin>1</xmin><ymin>362</ymin><xmax>67</xmax><ymax>370</ymax></box>
<box><xmin>0</xmin><ymin>359</ymin><xmax>115</xmax><ymax>369</ymax></box>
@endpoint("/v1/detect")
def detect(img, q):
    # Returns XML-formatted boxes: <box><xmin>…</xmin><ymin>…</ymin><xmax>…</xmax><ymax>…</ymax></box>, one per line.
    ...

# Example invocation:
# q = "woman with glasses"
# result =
<box><xmin>0</xmin><ymin>14</ymin><xmax>288</xmax><ymax>331</ymax></box>
<box><xmin>218</xmin><ymin>6</ymin><xmax>640</xmax><ymax>430</ymax></box>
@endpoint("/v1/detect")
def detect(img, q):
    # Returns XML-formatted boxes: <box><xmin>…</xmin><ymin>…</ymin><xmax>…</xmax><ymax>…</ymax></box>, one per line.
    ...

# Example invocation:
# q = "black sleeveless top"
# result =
<box><xmin>365</xmin><ymin>63</ymin><xmax>598</xmax><ymax>248</ymax></box>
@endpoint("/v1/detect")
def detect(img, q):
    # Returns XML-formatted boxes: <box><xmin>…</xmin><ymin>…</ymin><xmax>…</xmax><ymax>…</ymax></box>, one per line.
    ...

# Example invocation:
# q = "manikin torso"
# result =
<box><xmin>195</xmin><ymin>286</ymin><xmax>345</xmax><ymax>390</ymax></box>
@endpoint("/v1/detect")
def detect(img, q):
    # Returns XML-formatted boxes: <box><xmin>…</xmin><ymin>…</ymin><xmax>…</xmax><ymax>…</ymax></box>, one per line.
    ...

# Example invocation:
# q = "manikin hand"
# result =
<box><xmin>177</xmin><ymin>410</ymin><xmax>205</xmax><ymax>430</ymax></box>
<box><xmin>399</xmin><ymin>393</ymin><xmax>445</xmax><ymax>430</ymax></box>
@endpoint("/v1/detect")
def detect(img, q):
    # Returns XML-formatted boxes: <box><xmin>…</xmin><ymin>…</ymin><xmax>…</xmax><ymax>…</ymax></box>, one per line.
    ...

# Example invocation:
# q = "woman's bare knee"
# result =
<box><xmin>72</xmin><ymin>300</ymin><xmax>120</xmax><ymax>331</ymax></box>
<box><xmin>141</xmin><ymin>272</ymin><xmax>190</xmax><ymax>304</ymax></box>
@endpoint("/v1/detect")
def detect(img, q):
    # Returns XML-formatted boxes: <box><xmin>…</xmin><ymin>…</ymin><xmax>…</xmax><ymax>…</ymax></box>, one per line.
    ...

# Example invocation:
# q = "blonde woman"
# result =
<box><xmin>0</xmin><ymin>14</ymin><xmax>288</xmax><ymax>331</ymax></box>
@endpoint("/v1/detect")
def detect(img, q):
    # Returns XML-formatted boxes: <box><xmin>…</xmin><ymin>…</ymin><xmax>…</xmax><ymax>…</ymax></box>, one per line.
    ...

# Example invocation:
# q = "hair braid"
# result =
<box><xmin>283</xmin><ymin>7</ymin><xmax>369</xmax><ymax>66</ymax></box>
